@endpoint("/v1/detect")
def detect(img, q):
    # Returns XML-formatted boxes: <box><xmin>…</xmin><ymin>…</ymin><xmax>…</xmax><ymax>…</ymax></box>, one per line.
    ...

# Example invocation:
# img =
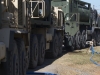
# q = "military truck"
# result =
<box><xmin>51</xmin><ymin>0</ymin><xmax>100</xmax><ymax>50</ymax></box>
<box><xmin>91</xmin><ymin>9</ymin><xmax>100</xmax><ymax>46</ymax></box>
<box><xmin>0</xmin><ymin>0</ymin><xmax>64</xmax><ymax>75</ymax></box>
<box><xmin>28</xmin><ymin>0</ymin><xmax>64</xmax><ymax>69</ymax></box>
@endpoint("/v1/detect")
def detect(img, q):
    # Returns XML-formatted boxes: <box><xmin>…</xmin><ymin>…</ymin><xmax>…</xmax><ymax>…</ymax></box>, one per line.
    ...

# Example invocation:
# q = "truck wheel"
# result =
<box><xmin>6</xmin><ymin>40</ymin><xmax>19</xmax><ymax>75</ymax></box>
<box><xmin>70</xmin><ymin>36</ymin><xmax>75</xmax><ymax>51</ymax></box>
<box><xmin>25</xmin><ymin>47</ymin><xmax>30</xmax><ymax>69</ymax></box>
<box><xmin>15</xmin><ymin>38</ymin><xmax>26</xmax><ymax>75</ymax></box>
<box><xmin>37</xmin><ymin>34</ymin><xmax>45</xmax><ymax>65</ymax></box>
<box><xmin>81</xmin><ymin>31</ymin><xmax>86</xmax><ymax>48</ymax></box>
<box><xmin>81</xmin><ymin>34</ymin><xmax>86</xmax><ymax>48</ymax></box>
<box><xmin>29</xmin><ymin>35</ymin><xmax>38</xmax><ymax>69</ymax></box>
<box><xmin>64</xmin><ymin>36</ymin><xmax>69</xmax><ymax>51</ymax></box>
<box><xmin>58</xmin><ymin>33</ymin><xmax>63</xmax><ymax>56</ymax></box>
<box><xmin>96</xmin><ymin>32</ymin><xmax>100</xmax><ymax>46</ymax></box>
<box><xmin>50</xmin><ymin>33</ymin><xmax>59</xmax><ymax>58</ymax></box>
<box><xmin>75</xmin><ymin>35</ymin><xmax>80</xmax><ymax>49</ymax></box>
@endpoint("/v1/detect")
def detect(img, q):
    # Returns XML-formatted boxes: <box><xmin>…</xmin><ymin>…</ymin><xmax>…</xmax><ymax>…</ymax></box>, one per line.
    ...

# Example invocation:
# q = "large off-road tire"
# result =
<box><xmin>75</xmin><ymin>34</ymin><xmax>81</xmax><ymax>49</ymax></box>
<box><xmin>37</xmin><ymin>34</ymin><xmax>45</xmax><ymax>65</ymax></box>
<box><xmin>69</xmin><ymin>36</ymin><xmax>75</xmax><ymax>51</ymax></box>
<box><xmin>58</xmin><ymin>33</ymin><xmax>63</xmax><ymax>56</ymax></box>
<box><xmin>15</xmin><ymin>38</ymin><xmax>26</xmax><ymax>75</ymax></box>
<box><xmin>29</xmin><ymin>34</ymin><xmax>38</xmax><ymax>69</ymax></box>
<box><xmin>50</xmin><ymin>33</ymin><xmax>59</xmax><ymax>58</ymax></box>
<box><xmin>4</xmin><ymin>40</ymin><xmax>19</xmax><ymax>75</ymax></box>
<box><xmin>81</xmin><ymin>30</ymin><xmax>86</xmax><ymax>48</ymax></box>
<box><xmin>96</xmin><ymin>31</ymin><xmax>100</xmax><ymax>46</ymax></box>
<box><xmin>64</xmin><ymin>36</ymin><xmax>69</xmax><ymax>51</ymax></box>
<box><xmin>25</xmin><ymin>47</ymin><xmax>30</xmax><ymax>69</ymax></box>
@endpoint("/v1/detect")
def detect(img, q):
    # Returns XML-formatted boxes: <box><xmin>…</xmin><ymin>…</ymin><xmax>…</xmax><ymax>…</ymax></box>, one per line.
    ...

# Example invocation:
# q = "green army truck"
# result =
<box><xmin>0</xmin><ymin>0</ymin><xmax>30</xmax><ymax>75</ymax></box>
<box><xmin>0</xmin><ymin>0</ymin><xmax>64</xmax><ymax>75</ymax></box>
<box><xmin>51</xmin><ymin>0</ymin><xmax>100</xmax><ymax>50</ymax></box>
<box><xmin>28</xmin><ymin>0</ymin><xmax>64</xmax><ymax>69</ymax></box>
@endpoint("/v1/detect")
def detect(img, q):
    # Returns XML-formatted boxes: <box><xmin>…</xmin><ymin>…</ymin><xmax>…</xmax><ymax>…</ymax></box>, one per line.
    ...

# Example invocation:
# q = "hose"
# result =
<box><xmin>90</xmin><ymin>45</ymin><xmax>100</xmax><ymax>66</ymax></box>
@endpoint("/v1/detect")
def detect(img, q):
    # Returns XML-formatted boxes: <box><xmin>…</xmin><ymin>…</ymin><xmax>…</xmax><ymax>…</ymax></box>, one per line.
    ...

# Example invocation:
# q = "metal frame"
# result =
<box><xmin>29</xmin><ymin>0</ymin><xmax>45</xmax><ymax>18</ymax></box>
<box><xmin>65</xmin><ymin>13</ymin><xmax>80</xmax><ymax>23</ymax></box>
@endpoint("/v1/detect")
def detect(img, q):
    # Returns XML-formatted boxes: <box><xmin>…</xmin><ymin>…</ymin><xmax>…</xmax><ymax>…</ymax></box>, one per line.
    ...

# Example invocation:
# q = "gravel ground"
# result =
<box><xmin>31</xmin><ymin>46</ymin><xmax>100</xmax><ymax>75</ymax></box>
<box><xmin>0</xmin><ymin>46</ymin><xmax>100</xmax><ymax>75</ymax></box>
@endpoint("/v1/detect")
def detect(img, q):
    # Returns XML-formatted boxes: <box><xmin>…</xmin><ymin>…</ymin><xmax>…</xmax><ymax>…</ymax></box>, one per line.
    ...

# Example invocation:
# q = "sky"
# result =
<box><xmin>81</xmin><ymin>0</ymin><xmax>100</xmax><ymax>13</ymax></box>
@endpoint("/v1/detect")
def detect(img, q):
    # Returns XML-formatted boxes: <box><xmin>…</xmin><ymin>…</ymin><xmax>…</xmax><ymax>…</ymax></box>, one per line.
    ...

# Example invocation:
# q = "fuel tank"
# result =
<box><xmin>76</xmin><ymin>6</ymin><xmax>90</xmax><ymax>22</ymax></box>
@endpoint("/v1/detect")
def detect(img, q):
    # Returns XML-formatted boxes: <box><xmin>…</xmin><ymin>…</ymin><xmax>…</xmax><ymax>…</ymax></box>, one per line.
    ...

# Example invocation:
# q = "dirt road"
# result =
<box><xmin>0</xmin><ymin>47</ymin><xmax>100</xmax><ymax>75</ymax></box>
<box><xmin>31</xmin><ymin>47</ymin><xmax>100</xmax><ymax>75</ymax></box>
